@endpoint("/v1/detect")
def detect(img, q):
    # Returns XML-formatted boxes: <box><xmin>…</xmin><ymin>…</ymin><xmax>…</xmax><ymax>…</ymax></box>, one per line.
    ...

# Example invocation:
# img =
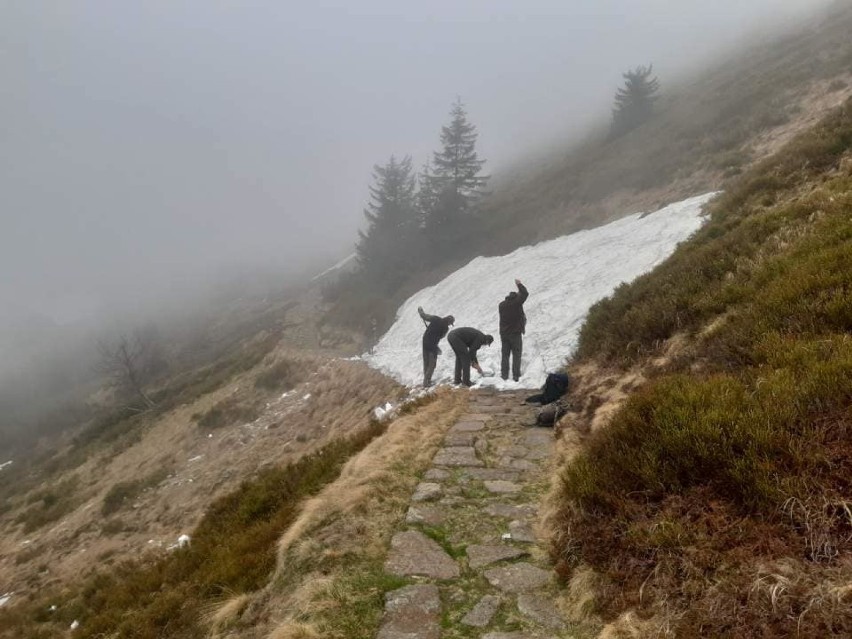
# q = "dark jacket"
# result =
<box><xmin>499</xmin><ymin>283</ymin><xmax>529</xmax><ymax>335</ymax></box>
<box><xmin>448</xmin><ymin>327</ymin><xmax>490</xmax><ymax>364</ymax></box>
<box><xmin>420</xmin><ymin>311</ymin><xmax>452</xmax><ymax>351</ymax></box>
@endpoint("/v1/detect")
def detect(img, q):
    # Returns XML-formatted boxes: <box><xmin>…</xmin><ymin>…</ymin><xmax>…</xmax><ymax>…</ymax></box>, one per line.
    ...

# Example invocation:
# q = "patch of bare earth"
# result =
<box><xmin>0</xmin><ymin>350</ymin><xmax>402</xmax><ymax>604</ymax></box>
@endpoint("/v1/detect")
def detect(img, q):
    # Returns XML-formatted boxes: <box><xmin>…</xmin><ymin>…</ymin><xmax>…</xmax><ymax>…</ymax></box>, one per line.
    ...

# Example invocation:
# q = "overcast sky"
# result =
<box><xmin>1</xmin><ymin>0</ymin><xmax>829</xmax><ymax>325</ymax></box>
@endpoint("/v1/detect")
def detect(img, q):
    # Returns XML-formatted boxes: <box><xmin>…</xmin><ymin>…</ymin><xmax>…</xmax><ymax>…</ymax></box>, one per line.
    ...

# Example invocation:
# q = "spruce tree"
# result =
<box><xmin>423</xmin><ymin>98</ymin><xmax>489</xmax><ymax>252</ymax></box>
<box><xmin>431</xmin><ymin>98</ymin><xmax>489</xmax><ymax>202</ymax></box>
<box><xmin>610</xmin><ymin>65</ymin><xmax>660</xmax><ymax>139</ymax></box>
<box><xmin>415</xmin><ymin>159</ymin><xmax>440</xmax><ymax>228</ymax></box>
<box><xmin>356</xmin><ymin>155</ymin><xmax>418</xmax><ymax>284</ymax></box>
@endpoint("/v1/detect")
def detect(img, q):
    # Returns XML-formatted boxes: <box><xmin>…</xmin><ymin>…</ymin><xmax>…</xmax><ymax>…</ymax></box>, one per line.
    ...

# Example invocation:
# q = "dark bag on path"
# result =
<box><xmin>535</xmin><ymin>400</ymin><xmax>568</xmax><ymax>427</ymax></box>
<box><xmin>525</xmin><ymin>372</ymin><xmax>571</xmax><ymax>405</ymax></box>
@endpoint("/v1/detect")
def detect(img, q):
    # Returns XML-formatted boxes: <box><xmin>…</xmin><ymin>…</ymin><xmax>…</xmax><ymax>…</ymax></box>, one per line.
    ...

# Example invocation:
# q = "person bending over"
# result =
<box><xmin>447</xmin><ymin>327</ymin><xmax>494</xmax><ymax>387</ymax></box>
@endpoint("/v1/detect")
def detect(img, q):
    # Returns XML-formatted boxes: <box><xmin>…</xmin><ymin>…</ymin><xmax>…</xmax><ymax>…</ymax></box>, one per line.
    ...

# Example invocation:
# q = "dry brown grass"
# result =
<box><xmin>0</xmin><ymin>341</ymin><xmax>402</xmax><ymax>618</ymax></box>
<box><xmin>597</xmin><ymin>611</ymin><xmax>669</xmax><ymax>639</ymax></box>
<box><xmin>206</xmin><ymin>389</ymin><xmax>466</xmax><ymax>639</ymax></box>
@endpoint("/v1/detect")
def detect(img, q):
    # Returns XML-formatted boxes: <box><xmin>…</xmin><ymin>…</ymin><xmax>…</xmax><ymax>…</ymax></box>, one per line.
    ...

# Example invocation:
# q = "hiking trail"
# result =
<box><xmin>377</xmin><ymin>388</ymin><xmax>575</xmax><ymax>639</ymax></box>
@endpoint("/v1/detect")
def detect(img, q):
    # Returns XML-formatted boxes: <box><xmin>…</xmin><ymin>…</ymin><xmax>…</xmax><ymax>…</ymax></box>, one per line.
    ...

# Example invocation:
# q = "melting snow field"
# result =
<box><xmin>364</xmin><ymin>192</ymin><xmax>717</xmax><ymax>389</ymax></box>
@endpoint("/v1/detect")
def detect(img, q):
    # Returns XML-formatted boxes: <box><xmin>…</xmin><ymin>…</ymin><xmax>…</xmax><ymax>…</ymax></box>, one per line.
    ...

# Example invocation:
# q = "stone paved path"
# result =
<box><xmin>378</xmin><ymin>389</ymin><xmax>574</xmax><ymax>639</ymax></box>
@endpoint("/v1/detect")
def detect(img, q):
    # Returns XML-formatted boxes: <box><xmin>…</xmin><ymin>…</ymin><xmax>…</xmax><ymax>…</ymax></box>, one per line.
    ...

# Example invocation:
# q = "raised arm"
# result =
<box><xmin>515</xmin><ymin>279</ymin><xmax>529</xmax><ymax>304</ymax></box>
<box><xmin>418</xmin><ymin>306</ymin><xmax>440</xmax><ymax>323</ymax></box>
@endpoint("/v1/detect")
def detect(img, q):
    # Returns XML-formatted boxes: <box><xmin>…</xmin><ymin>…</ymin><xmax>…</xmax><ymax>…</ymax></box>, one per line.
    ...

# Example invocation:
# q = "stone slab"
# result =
<box><xmin>484</xmin><ymin>480</ymin><xmax>521</xmax><ymax>494</ymax></box>
<box><xmin>484</xmin><ymin>503</ymin><xmax>538</xmax><ymax>520</ymax></box>
<box><xmin>444</xmin><ymin>431</ymin><xmax>477</xmax><ymax>446</ymax></box>
<box><xmin>424</xmin><ymin>468</ymin><xmax>450</xmax><ymax>481</ymax></box>
<box><xmin>461</xmin><ymin>594</ymin><xmax>501</xmax><ymax>627</ymax></box>
<box><xmin>412</xmin><ymin>482</ymin><xmax>443</xmax><ymax>502</ymax></box>
<box><xmin>377</xmin><ymin>584</ymin><xmax>441</xmax><ymax>639</ymax></box>
<box><xmin>467</xmin><ymin>544</ymin><xmax>528</xmax><ymax>569</ymax></box>
<box><xmin>451</xmin><ymin>421</ymin><xmax>486</xmax><ymax>433</ymax></box>
<box><xmin>385</xmin><ymin>531</ymin><xmax>460</xmax><ymax>579</ymax></box>
<box><xmin>525</xmin><ymin>447</ymin><xmax>551</xmax><ymax>461</ymax></box>
<box><xmin>405</xmin><ymin>504</ymin><xmax>447</xmax><ymax>526</ymax></box>
<box><xmin>459</xmin><ymin>468</ymin><xmax>520</xmax><ymax>481</ymax></box>
<box><xmin>433</xmin><ymin>446</ymin><xmax>483</xmax><ymax>467</ymax></box>
<box><xmin>458</xmin><ymin>413</ymin><xmax>494</xmax><ymax>422</ymax></box>
<box><xmin>496</xmin><ymin>457</ymin><xmax>538</xmax><ymax>472</ymax></box>
<box><xmin>484</xmin><ymin>563</ymin><xmax>552</xmax><ymax>593</ymax></box>
<box><xmin>508</xmin><ymin>520</ymin><xmax>537</xmax><ymax>543</ymax></box>
<box><xmin>474</xmin><ymin>436</ymin><xmax>488</xmax><ymax>454</ymax></box>
<box><xmin>517</xmin><ymin>593</ymin><xmax>567</xmax><ymax>629</ymax></box>
<box><xmin>523</xmin><ymin>430</ymin><xmax>554</xmax><ymax>446</ymax></box>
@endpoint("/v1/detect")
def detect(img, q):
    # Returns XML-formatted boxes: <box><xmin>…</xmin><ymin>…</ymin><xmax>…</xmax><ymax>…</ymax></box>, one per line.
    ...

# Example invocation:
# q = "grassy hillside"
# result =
<box><xmin>551</xmin><ymin>96</ymin><xmax>852</xmax><ymax>636</ymax></box>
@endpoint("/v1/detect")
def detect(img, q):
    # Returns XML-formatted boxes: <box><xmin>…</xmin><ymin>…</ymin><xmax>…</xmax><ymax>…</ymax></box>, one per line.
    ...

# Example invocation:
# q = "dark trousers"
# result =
<box><xmin>422</xmin><ymin>347</ymin><xmax>438</xmax><ymax>386</ymax></box>
<box><xmin>448</xmin><ymin>332</ymin><xmax>471</xmax><ymax>384</ymax></box>
<box><xmin>501</xmin><ymin>333</ymin><xmax>523</xmax><ymax>381</ymax></box>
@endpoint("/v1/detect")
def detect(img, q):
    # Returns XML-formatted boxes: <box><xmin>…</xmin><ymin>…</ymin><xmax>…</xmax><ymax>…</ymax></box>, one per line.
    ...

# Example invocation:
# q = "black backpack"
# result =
<box><xmin>525</xmin><ymin>372</ymin><xmax>571</xmax><ymax>405</ymax></box>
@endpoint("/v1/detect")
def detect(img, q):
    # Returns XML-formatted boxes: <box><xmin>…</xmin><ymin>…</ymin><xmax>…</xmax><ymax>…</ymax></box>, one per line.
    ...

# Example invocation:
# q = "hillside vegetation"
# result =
<box><xmin>551</xmin><ymin>96</ymin><xmax>852</xmax><ymax>636</ymax></box>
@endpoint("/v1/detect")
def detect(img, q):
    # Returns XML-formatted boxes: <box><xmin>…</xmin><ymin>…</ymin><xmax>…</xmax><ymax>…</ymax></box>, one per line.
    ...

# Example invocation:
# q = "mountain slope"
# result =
<box><xmin>549</xmin><ymin>95</ymin><xmax>852</xmax><ymax>637</ymax></box>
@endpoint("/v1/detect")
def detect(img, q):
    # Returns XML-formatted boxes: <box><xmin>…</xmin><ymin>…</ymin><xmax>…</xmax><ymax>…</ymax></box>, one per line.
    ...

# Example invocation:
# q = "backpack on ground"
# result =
<box><xmin>535</xmin><ymin>400</ymin><xmax>568</xmax><ymax>427</ymax></box>
<box><xmin>525</xmin><ymin>372</ymin><xmax>571</xmax><ymax>405</ymax></box>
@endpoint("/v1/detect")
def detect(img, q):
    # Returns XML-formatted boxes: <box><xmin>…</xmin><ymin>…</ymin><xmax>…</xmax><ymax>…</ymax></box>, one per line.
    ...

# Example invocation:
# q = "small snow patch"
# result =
<box><xmin>70</xmin><ymin>619</ymin><xmax>80</xmax><ymax>630</ymax></box>
<box><xmin>0</xmin><ymin>593</ymin><xmax>12</xmax><ymax>608</ymax></box>
<box><xmin>188</xmin><ymin>455</ymin><xmax>204</xmax><ymax>463</ymax></box>
<box><xmin>302</xmin><ymin>393</ymin><xmax>311</xmax><ymax>400</ymax></box>
<box><xmin>373</xmin><ymin>402</ymin><xmax>394</xmax><ymax>420</ymax></box>
<box><xmin>0</xmin><ymin>460</ymin><xmax>12</xmax><ymax>471</ymax></box>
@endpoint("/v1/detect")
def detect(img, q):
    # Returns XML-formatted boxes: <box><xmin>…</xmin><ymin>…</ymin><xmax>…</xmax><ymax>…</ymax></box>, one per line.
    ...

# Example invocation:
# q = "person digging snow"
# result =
<box><xmin>418</xmin><ymin>306</ymin><xmax>455</xmax><ymax>387</ymax></box>
<box><xmin>447</xmin><ymin>327</ymin><xmax>494</xmax><ymax>387</ymax></box>
<box><xmin>498</xmin><ymin>278</ymin><xmax>528</xmax><ymax>382</ymax></box>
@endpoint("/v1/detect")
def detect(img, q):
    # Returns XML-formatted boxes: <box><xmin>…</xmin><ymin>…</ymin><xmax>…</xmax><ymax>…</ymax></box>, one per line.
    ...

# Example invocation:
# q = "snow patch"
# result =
<box><xmin>302</xmin><ymin>393</ymin><xmax>311</xmax><ymax>401</ymax></box>
<box><xmin>365</xmin><ymin>193</ymin><xmax>717</xmax><ymax>389</ymax></box>
<box><xmin>373</xmin><ymin>402</ymin><xmax>394</xmax><ymax>420</ymax></box>
<box><xmin>0</xmin><ymin>460</ymin><xmax>12</xmax><ymax>471</ymax></box>
<box><xmin>0</xmin><ymin>593</ymin><xmax>12</xmax><ymax>608</ymax></box>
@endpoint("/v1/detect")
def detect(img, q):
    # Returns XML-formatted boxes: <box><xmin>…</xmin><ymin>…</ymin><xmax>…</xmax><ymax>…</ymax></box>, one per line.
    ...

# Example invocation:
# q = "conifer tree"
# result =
<box><xmin>423</xmin><ymin>99</ymin><xmax>489</xmax><ymax>251</ymax></box>
<box><xmin>610</xmin><ymin>65</ymin><xmax>660</xmax><ymax>139</ymax></box>
<box><xmin>356</xmin><ymin>155</ymin><xmax>418</xmax><ymax>283</ymax></box>
<box><xmin>415</xmin><ymin>160</ymin><xmax>440</xmax><ymax>228</ymax></box>
<box><xmin>431</xmin><ymin>98</ymin><xmax>489</xmax><ymax>202</ymax></box>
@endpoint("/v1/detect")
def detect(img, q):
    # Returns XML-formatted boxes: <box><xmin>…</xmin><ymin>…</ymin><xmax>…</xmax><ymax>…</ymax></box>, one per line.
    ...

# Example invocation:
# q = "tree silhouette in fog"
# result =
<box><xmin>422</xmin><ymin>98</ymin><xmax>489</xmax><ymax>255</ymax></box>
<box><xmin>356</xmin><ymin>155</ymin><xmax>419</xmax><ymax>287</ymax></box>
<box><xmin>610</xmin><ymin>65</ymin><xmax>660</xmax><ymax>139</ymax></box>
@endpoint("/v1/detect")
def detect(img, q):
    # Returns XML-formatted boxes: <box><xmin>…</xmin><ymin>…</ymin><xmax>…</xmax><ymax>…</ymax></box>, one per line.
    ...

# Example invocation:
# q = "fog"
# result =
<box><xmin>1</xmin><ymin>1</ymin><xmax>828</xmax><ymax>337</ymax></box>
